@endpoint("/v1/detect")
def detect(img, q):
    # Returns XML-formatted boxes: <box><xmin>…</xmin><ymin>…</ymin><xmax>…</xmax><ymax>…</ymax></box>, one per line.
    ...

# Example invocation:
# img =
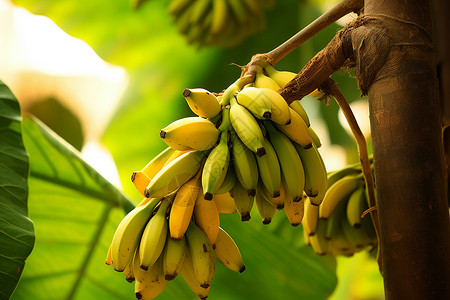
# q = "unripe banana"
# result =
<box><xmin>255</xmin><ymin>138</ymin><xmax>281</xmax><ymax>198</ymax></box>
<box><xmin>215</xmin><ymin>165</ymin><xmax>236</xmax><ymax>195</ymax></box>
<box><xmin>202</xmin><ymin>130</ymin><xmax>230</xmax><ymax>199</ymax></box>
<box><xmin>231</xmin><ymin>179</ymin><xmax>254</xmax><ymax>221</ymax></box>
<box><xmin>160</xmin><ymin>116</ymin><xmax>219</xmax><ymax>151</ymax></box>
<box><xmin>255</xmin><ymin>182</ymin><xmax>277</xmax><ymax>224</ymax></box>
<box><xmin>139</xmin><ymin>198</ymin><xmax>171</xmax><ymax>270</ymax></box>
<box><xmin>110</xmin><ymin>197</ymin><xmax>161</xmax><ymax>272</ymax></box>
<box><xmin>229</xmin><ymin>96</ymin><xmax>266</xmax><ymax>156</ymax></box>
<box><xmin>236</xmin><ymin>86</ymin><xmax>272</xmax><ymax>119</ymax></box>
<box><xmin>295</xmin><ymin>143</ymin><xmax>328</xmax><ymax>205</ymax></box>
<box><xmin>144</xmin><ymin>150</ymin><xmax>205</xmax><ymax>198</ymax></box>
<box><xmin>194</xmin><ymin>188</ymin><xmax>220</xmax><ymax>245</ymax></box>
<box><xmin>346</xmin><ymin>183</ymin><xmax>367</xmax><ymax>228</ymax></box>
<box><xmin>231</xmin><ymin>133</ymin><xmax>259</xmax><ymax>196</ymax></box>
<box><xmin>183</xmin><ymin>88</ymin><xmax>221</xmax><ymax>118</ymax></box>
<box><xmin>324</xmin><ymin>196</ymin><xmax>348</xmax><ymax>240</ymax></box>
<box><xmin>169</xmin><ymin>168</ymin><xmax>202</xmax><ymax>240</ymax></box>
<box><xmin>214</xmin><ymin>227</ymin><xmax>246</xmax><ymax>273</ymax></box>
<box><xmin>185</xmin><ymin>221</ymin><xmax>216</xmax><ymax>288</ymax></box>
<box><xmin>180</xmin><ymin>248</ymin><xmax>210</xmax><ymax>299</ymax></box>
<box><xmin>254</xmin><ymin>72</ymin><xmax>280</xmax><ymax>91</ymax></box>
<box><xmin>123</xmin><ymin>260</ymin><xmax>135</xmax><ymax>283</ymax></box>
<box><xmin>276</xmin><ymin>107</ymin><xmax>312</xmax><ymax>147</ymax></box>
<box><xmin>319</xmin><ymin>174</ymin><xmax>362</xmax><ymax>219</ymax></box>
<box><xmin>163</xmin><ymin>235</ymin><xmax>187</xmax><ymax>281</ymax></box>
<box><xmin>265</xmin><ymin>121</ymin><xmax>305</xmax><ymax>202</ymax></box>
<box><xmin>211</xmin><ymin>0</ymin><xmax>228</xmax><ymax>35</ymax></box>
<box><xmin>309</xmin><ymin>219</ymin><xmax>330</xmax><ymax>255</ymax></box>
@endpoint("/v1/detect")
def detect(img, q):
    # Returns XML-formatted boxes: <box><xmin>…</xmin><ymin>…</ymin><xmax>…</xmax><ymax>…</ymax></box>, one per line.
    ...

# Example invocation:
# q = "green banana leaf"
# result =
<box><xmin>0</xmin><ymin>81</ymin><xmax>34</xmax><ymax>300</ymax></box>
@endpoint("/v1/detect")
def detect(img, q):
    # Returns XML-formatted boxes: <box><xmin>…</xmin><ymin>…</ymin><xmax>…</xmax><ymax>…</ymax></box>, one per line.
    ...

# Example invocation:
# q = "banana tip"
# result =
<box><xmin>131</xmin><ymin>171</ymin><xmax>137</xmax><ymax>182</ymax></box>
<box><xmin>304</xmin><ymin>143</ymin><xmax>313</xmax><ymax>149</ymax></box>
<box><xmin>291</xmin><ymin>222</ymin><xmax>300</xmax><ymax>227</ymax></box>
<box><xmin>285</xmin><ymin>119</ymin><xmax>291</xmax><ymax>125</ymax></box>
<box><xmin>159</xmin><ymin>130</ymin><xmax>166</xmax><ymax>138</ymax></box>
<box><xmin>204</xmin><ymin>193</ymin><xmax>213</xmax><ymax>200</ymax></box>
<box><xmin>239</xmin><ymin>266</ymin><xmax>246</xmax><ymax>273</ymax></box>
<box><xmin>140</xmin><ymin>265</ymin><xmax>148</xmax><ymax>271</ymax></box>
<box><xmin>262</xmin><ymin>219</ymin><xmax>272</xmax><ymax>225</ymax></box>
<box><xmin>241</xmin><ymin>213</ymin><xmax>251</xmax><ymax>221</ymax></box>
<box><xmin>248</xmin><ymin>189</ymin><xmax>256</xmax><ymax>197</ymax></box>
<box><xmin>273</xmin><ymin>191</ymin><xmax>281</xmax><ymax>198</ymax></box>
<box><xmin>276</xmin><ymin>204</ymin><xmax>284</xmax><ymax>210</ymax></box>
<box><xmin>263</xmin><ymin>111</ymin><xmax>271</xmax><ymax>119</ymax></box>
<box><xmin>144</xmin><ymin>188</ymin><xmax>150</xmax><ymax>198</ymax></box>
<box><xmin>165</xmin><ymin>274</ymin><xmax>177</xmax><ymax>281</ymax></box>
<box><xmin>200</xmin><ymin>283</ymin><xmax>210</xmax><ymax>289</ymax></box>
<box><xmin>182</xmin><ymin>88</ymin><xmax>191</xmax><ymax>97</ymax></box>
<box><xmin>256</xmin><ymin>147</ymin><xmax>266</xmax><ymax>157</ymax></box>
<box><xmin>135</xmin><ymin>292</ymin><xmax>143</xmax><ymax>299</ymax></box>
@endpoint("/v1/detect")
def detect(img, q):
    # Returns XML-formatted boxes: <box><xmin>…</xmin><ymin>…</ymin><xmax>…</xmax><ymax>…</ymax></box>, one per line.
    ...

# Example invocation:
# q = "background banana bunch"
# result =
<box><xmin>303</xmin><ymin>161</ymin><xmax>378</xmax><ymax>257</ymax></box>
<box><xmin>106</xmin><ymin>64</ymin><xmax>332</xmax><ymax>299</ymax></box>
<box><xmin>168</xmin><ymin>0</ymin><xmax>273</xmax><ymax>47</ymax></box>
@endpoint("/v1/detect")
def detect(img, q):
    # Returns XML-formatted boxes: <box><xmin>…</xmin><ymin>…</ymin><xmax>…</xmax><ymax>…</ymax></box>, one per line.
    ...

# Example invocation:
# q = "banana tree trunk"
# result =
<box><xmin>361</xmin><ymin>0</ymin><xmax>450</xmax><ymax>298</ymax></box>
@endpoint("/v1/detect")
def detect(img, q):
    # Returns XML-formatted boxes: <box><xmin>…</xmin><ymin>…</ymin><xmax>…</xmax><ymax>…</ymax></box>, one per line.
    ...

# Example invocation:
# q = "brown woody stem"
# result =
<box><xmin>321</xmin><ymin>78</ymin><xmax>381</xmax><ymax>267</ymax></box>
<box><xmin>242</xmin><ymin>0</ymin><xmax>363</xmax><ymax>78</ymax></box>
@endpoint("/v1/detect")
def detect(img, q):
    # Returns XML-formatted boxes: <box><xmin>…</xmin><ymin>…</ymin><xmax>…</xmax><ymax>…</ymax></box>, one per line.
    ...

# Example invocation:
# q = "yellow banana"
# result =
<box><xmin>144</xmin><ymin>150</ymin><xmax>205</xmax><ymax>198</ymax></box>
<box><xmin>214</xmin><ymin>227</ymin><xmax>246</xmax><ymax>273</ymax></box>
<box><xmin>194</xmin><ymin>188</ymin><xmax>220</xmax><ymax>245</ymax></box>
<box><xmin>264</xmin><ymin>63</ymin><xmax>296</xmax><ymax>87</ymax></box>
<box><xmin>283</xmin><ymin>188</ymin><xmax>305</xmax><ymax>227</ymax></box>
<box><xmin>106</xmin><ymin>244</ymin><xmax>113</xmax><ymax>266</ymax></box>
<box><xmin>302</xmin><ymin>196</ymin><xmax>319</xmax><ymax>236</ymax></box>
<box><xmin>229</xmin><ymin>95</ymin><xmax>266</xmax><ymax>156</ymax></box>
<box><xmin>213</xmin><ymin>192</ymin><xmax>236</xmax><ymax>214</ymax></box>
<box><xmin>180</xmin><ymin>249</ymin><xmax>210</xmax><ymax>299</ymax></box>
<box><xmin>295</xmin><ymin>143</ymin><xmax>328</xmax><ymax>205</ymax></box>
<box><xmin>163</xmin><ymin>235</ymin><xmax>187</xmax><ymax>281</ymax></box>
<box><xmin>160</xmin><ymin>117</ymin><xmax>219</xmax><ymax>151</ymax></box>
<box><xmin>202</xmin><ymin>130</ymin><xmax>230</xmax><ymax>200</ymax></box>
<box><xmin>231</xmin><ymin>179</ymin><xmax>254</xmax><ymax>221</ymax></box>
<box><xmin>139</xmin><ymin>197</ymin><xmax>171</xmax><ymax>270</ymax></box>
<box><xmin>131</xmin><ymin>171</ymin><xmax>151</xmax><ymax>197</ymax></box>
<box><xmin>182</xmin><ymin>88</ymin><xmax>221</xmax><ymax>118</ymax></box>
<box><xmin>319</xmin><ymin>174</ymin><xmax>362</xmax><ymax>219</ymax></box>
<box><xmin>185</xmin><ymin>221</ymin><xmax>216</xmax><ymax>288</ymax></box>
<box><xmin>276</xmin><ymin>107</ymin><xmax>312</xmax><ymax>147</ymax></box>
<box><xmin>289</xmin><ymin>100</ymin><xmax>310</xmax><ymax>127</ymax></box>
<box><xmin>255</xmin><ymin>182</ymin><xmax>277</xmax><ymax>224</ymax></box>
<box><xmin>236</xmin><ymin>86</ymin><xmax>272</xmax><ymax>119</ymax></box>
<box><xmin>255</xmin><ymin>138</ymin><xmax>281</xmax><ymax>198</ymax></box>
<box><xmin>123</xmin><ymin>260</ymin><xmax>135</xmax><ymax>283</ymax></box>
<box><xmin>254</xmin><ymin>72</ymin><xmax>280</xmax><ymax>91</ymax></box>
<box><xmin>257</xmin><ymin>88</ymin><xmax>291</xmax><ymax>125</ymax></box>
<box><xmin>231</xmin><ymin>133</ymin><xmax>259</xmax><ymax>196</ymax></box>
<box><xmin>308</xmin><ymin>126</ymin><xmax>322</xmax><ymax>148</ymax></box>
<box><xmin>169</xmin><ymin>168</ymin><xmax>202</xmax><ymax>240</ymax></box>
<box><xmin>109</xmin><ymin>197</ymin><xmax>161</xmax><ymax>272</ymax></box>
<box><xmin>134</xmin><ymin>250</ymin><xmax>168</xmax><ymax>300</ymax></box>
<box><xmin>141</xmin><ymin>146</ymin><xmax>177</xmax><ymax>180</ymax></box>
<box><xmin>265</xmin><ymin>121</ymin><xmax>305</xmax><ymax>202</ymax></box>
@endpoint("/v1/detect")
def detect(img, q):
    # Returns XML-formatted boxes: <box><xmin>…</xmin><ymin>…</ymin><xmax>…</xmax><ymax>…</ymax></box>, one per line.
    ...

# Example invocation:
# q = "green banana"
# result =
<box><xmin>236</xmin><ymin>86</ymin><xmax>272</xmax><ymax>119</ymax></box>
<box><xmin>230</xmin><ymin>132</ymin><xmax>259</xmax><ymax>196</ymax></box>
<box><xmin>139</xmin><ymin>197</ymin><xmax>171</xmax><ymax>270</ymax></box>
<box><xmin>255</xmin><ymin>182</ymin><xmax>277</xmax><ymax>224</ymax></box>
<box><xmin>163</xmin><ymin>235</ymin><xmax>188</xmax><ymax>281</ymax></box>
<box><xmin>346</xmin><ymin>183</ymin><xmax>367</xmax><ymax>228</ymax></box>
<box><xmin>231</xmin><ymin>179</ymin><xmax>254</xmax><ymax>221</ymax></box>
<box><xmin>185</xmin><ymin>221</ymin><xmax>216</xmax><ymax>288</ymax></box>
<box><xmin>110</xmin><ymin>197</ymin><xmax>161</xmax><ymax>272</ymax></box>
<box><xmin>295</xmin><ymin>143</ymin><xmax>328</xmax><ymax>205</ymax></box>
<box><xmin>229</xmin><ymin>95</ymin><xmax>266</xmax><ymax>156</ymax></box>
<box><xmin>215</xmin><ymin>164</ymin><xmax>237</xmax><ymax>194</ymax></box>
<box><xmin>255</xmin><ymin>138</ymin><xmax>281</xmax><ymax>198</ymax></box>
<box><xmin>265</xmin><ymin>121</ymin><xmax>305</xmax><ymax>202</ymax></box>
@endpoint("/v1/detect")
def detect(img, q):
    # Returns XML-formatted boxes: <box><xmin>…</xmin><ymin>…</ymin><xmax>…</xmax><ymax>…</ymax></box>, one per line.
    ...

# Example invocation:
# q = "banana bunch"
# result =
<box><xmin>106</xmin><ymin>193</ymin><xmax>245</xmax><ymax>299</ymax></box>
<box><xmin>303</xmin><ymin>162</ymin><xmax>378</xmax><ymax>257</ymax></box>
<box><xmin>168</xmin><ymin>0</ymin><xmax>272</xmax><ymax>48</ymax></box>
<box><xmin>107</xmin><ymin>64</ymin><xmax>330</xmax><ymax>299</ymax></box>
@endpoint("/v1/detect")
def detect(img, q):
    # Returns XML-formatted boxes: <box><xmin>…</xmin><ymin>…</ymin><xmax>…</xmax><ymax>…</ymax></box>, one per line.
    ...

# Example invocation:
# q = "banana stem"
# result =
<box><xmin>321</xmin><ymin>79</ymin><xmax>380</xmax><ymax>252</ymax></box>
<box><xmin>242</xmin><ymin>0</ymin><xmax>363</xmax><ymax>78</ymax></box>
